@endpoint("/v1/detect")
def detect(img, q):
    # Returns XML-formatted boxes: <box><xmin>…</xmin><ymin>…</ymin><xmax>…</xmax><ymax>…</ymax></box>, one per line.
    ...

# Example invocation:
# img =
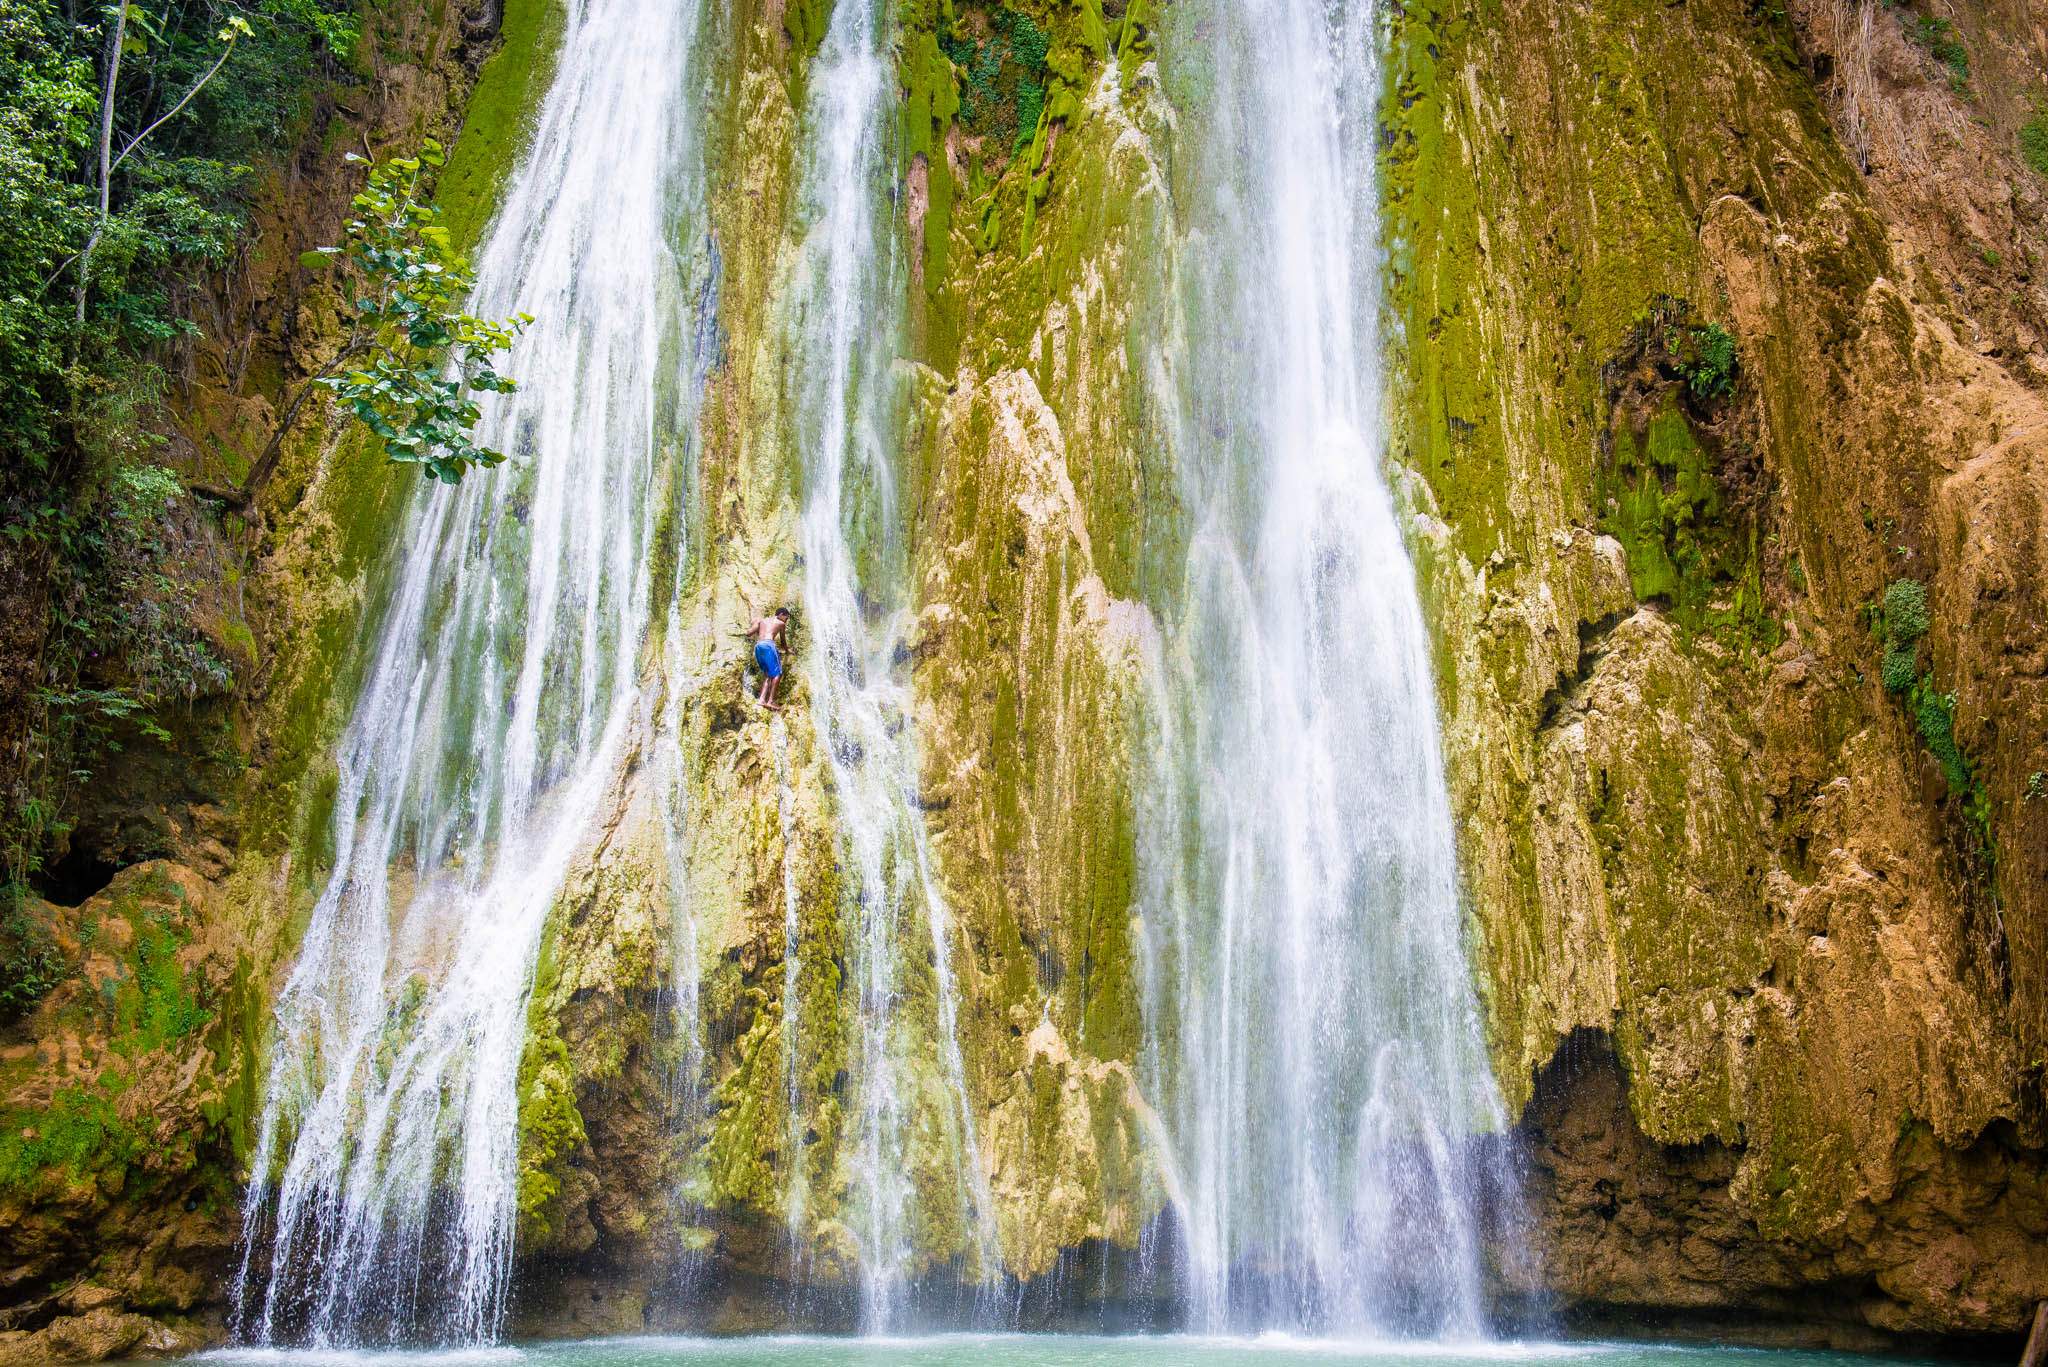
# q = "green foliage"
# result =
<box><xmin>299</xmin><ymin>141</ymin><xmax>529</xmax><ymax>485</ymax></box>
<box><xmin>2021</xmin><ymin>104</ymin><xmax>2048</xmax><ymax>178</ymax></box>
<box><xmin>1906</xmin><ymin>15</ymin><xmax>1969</xmax><ymax>93</ymax></box>
<box><xmin>941</xmin><ymin>8</ymin><xmax>1052</xmax><ymax>154</ymax></box>
<box><xmin>1880</xmin><ymin>641</ymin><xmax>1917</xmax><ymax>693</ymax></box>
<box><xmin>1912</xmin><ymin>679</ymin><xmax>1969</xmax><ymax>794</ymax></box>
<box><xmin>0</xmin><ymin>894</ymin><xmax>64</xmax><ymax>1023</ymax></box>
<box><xmin>1868</xmin><ymin>577</ymin><xmax>1992</xmax><ymax>847</ymax></box>
<box><xmin>0</xmin><ymin>0</ymin><xmax>355</xmax><ymax>885</ymax></box>
<box><xmin>1669</xmin><ymin>321</ymin><xmax>1739</xmax><ymax>398</ymax></box>
<box><xmin>0</xmin><ymin>0</ymin><xmax>358</xmax><ymax>474</ymax></box>
<box><xmin>5</xmin><ymin>442</ymin><xmax>233</xmax><ymax>888</ymax></box>
<box><xmin>1882</xmin><ymin>576</ymin><xmax>1929</xmax><ymax>641</ymax></box>
<box><xmin>1877</xmin><ymin>576</ymin><xmax>1928</xmax><ymax>693</ymax></box>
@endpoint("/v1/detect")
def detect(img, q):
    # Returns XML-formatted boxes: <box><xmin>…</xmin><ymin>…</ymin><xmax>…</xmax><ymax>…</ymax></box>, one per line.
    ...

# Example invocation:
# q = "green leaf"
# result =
<box><xmin>298</xmin><ymin>250</ymin><xmax>331</xmax><ymax>270</ymax></box>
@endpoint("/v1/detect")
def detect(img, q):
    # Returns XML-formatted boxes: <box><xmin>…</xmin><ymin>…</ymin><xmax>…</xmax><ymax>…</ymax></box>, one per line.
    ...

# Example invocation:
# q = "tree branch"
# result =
<box><xmin>231</xmin><ymin>340</ymin><xmax>364</xmax><ymax>511</ymax></box>
<box><xmin>107</xmin><ymin>30</ymin><xmax>239</xmax><ymax>179</ymax></box>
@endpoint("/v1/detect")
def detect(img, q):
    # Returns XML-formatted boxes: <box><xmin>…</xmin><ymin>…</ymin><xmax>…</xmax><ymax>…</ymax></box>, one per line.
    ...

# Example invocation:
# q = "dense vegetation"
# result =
<box><xmin>0</xmin><ymin>0</ymin><xmax>357</xmax><ymax>905</ymax></box>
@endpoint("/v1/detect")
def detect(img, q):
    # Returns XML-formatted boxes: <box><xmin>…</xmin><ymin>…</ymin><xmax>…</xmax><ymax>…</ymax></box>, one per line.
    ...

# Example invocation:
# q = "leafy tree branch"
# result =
<box><xmin>194</xmin><ymin>139</ymin><xmax>530</xmax><ymax>511</ymax></box>
<box><xmin>70</xmin><ymin>7</ymin><xmax>249</xmax><ymax>340</ymax></box>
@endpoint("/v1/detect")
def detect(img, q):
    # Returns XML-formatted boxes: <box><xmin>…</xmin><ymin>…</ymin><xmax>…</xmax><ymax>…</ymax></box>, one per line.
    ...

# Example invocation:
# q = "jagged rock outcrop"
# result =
<box><xmin>1385</xmin><ymin>0</ymin><xmax>2048</xmax><ymax>1341</ymax></box>
<box><xmin>0</xmin><ymin>865</ymin><xmax>239</xmax><ymax>1359</ymax></box>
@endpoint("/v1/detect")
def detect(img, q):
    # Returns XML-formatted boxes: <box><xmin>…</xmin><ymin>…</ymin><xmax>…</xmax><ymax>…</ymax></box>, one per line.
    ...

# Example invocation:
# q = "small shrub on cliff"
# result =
<box><xmin>1880</xmin><ymin>644</ymin><xmax>1918</xmax><ymax>694</ymax></box>
<box><xmin>1671</xmin><ymin>322</ymin><xmax>1739</xmax><ymax>399</ymax></box>
<box><xmin>1906</xmin><ymin>16</ymin><xmax>1970</xmax><ymax>93</ymax></box>
<box><xmin>1869</xmin><ymin>577</ymin><xmax>1992</xmax><ymax>850</ymax></box>
<box><xmin>201</xmin><ymin>141</ymin><xmax>531</xmax><ymax>512</ymax></box>
<box><xmin>1879</xmin><ymin>577</ymin><xmax>1928</xmax><ymax>694</ymax></box>
<box><xmin>1914</xmin><ymin>683</ymin><xmax>1970</xmax><ymax>795</ymax></box>
<box><xmin>2022</xmin><ymin>104</ymin><xmax>2048</xmax><ymax>178</ymax></box>
<box><xmin>1883</xmin><ymin>577</ymin><xmax>1929</xmax><ymax>637</ymax></box>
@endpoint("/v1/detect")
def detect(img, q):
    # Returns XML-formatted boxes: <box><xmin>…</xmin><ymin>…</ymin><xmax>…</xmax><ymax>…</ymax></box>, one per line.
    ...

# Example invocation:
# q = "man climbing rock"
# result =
<box><xmin>744</xmin><ymin>607</ymin><xmax>792</xmax><ymax>710</ymax></box>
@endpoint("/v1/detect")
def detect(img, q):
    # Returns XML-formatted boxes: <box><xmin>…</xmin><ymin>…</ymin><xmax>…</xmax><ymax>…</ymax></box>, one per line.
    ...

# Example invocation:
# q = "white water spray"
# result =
<box><xmin>1139</xmin><ymin>0</ymin><xmax>1509</xmax><ymax>1337</ymax></box>
<box><xmin>234</xmin><ymin>0</ymin><xmax>710</xmax><ymax>1342</ymax></box>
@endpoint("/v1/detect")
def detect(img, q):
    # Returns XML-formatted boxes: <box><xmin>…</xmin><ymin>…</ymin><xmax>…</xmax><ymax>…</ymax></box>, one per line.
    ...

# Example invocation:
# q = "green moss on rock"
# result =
<box><xmin>438</xmin><ymin>0</ymin><xmax>570</xmax><ymax>251</ymax></box>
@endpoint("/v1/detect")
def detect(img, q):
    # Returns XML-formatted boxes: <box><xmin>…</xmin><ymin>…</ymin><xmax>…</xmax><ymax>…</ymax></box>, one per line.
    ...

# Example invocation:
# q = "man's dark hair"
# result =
<box><xmin>776</xmin><ymin>607</ymin><xmax>791</xmax><ymax>618</ymax></box>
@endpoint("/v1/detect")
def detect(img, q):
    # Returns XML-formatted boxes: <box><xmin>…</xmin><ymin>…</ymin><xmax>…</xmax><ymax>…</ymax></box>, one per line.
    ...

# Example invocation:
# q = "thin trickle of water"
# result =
<box><xmin>234</xmin><ymin>0</ymin><xmax>712</xmax><ymax>1343</ymax></box>
<box><xmin>781</xmin><ymin>0</ymin><xmax>998</xmax><ymax>1328</ymax></box>
<box><xmin>770</xmin><ymin>714</ymin><xmax>809</xmax><ymax>1247</ymax></box>
<box><xmin>1138</xmin><ymin>0</ymin><xmax>1512</xmax><ymax>1337</ymax></box>
<box><xmin>655</xmin><ymin>239</ymin><xmax>726</xmax><ymax>1307</ymax></box>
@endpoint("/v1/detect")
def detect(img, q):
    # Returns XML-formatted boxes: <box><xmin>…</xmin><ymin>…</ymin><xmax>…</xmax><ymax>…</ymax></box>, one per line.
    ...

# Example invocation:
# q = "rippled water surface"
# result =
<box><xmin>197</xmin><ymin>1336</ymin><xmax>1943</xmax><ymax>1367</ymax></box>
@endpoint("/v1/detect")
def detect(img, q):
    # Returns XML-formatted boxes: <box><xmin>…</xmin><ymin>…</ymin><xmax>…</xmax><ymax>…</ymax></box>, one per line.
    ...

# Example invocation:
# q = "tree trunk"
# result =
<box><xmin>2021</xmin><ymin>1302</ymin><xmax>2048</xmax><ymax>1367</ymax></box>
<box><xmin>71</xmin><ymin>2</ymin><xmax>126</xmax><ymax>339</ymax></box>
<box><xmin>192</xmin><ymin>350</ymin><xmax>352</xmax><ymax>513</ymax></box>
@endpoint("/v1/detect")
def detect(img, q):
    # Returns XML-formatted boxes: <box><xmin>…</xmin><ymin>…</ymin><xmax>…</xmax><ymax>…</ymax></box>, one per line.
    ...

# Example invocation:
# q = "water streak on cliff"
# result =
<box><xmin>233</xmin><ymin>0</ymin><xmax>712</xmax><ymax>1341</ymax></box>
<box><xmin>1139</xmin><ymin>0</ymin><xmax>1510</xmax><ymax>1335</ymax></box>
<box><xmin>781</xmin><ymin>0</ymin><xmax>997</xmax><ymax>1328</ymax></box>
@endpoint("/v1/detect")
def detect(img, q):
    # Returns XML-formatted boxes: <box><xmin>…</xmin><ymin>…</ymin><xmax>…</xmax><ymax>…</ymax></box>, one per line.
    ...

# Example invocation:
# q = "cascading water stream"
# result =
<box><xmin>234</xmin><ymin>0</ymin><xmax>711</xmax><ymax>1342</ymax></box>
<box><xmin>1139</xmin><ymin>0</ymin><xmax>1511</xmax><ymax>1337</ymax></box>
<box><xmin>780</xmin><ymin>0</ymin><xmax>997</xmax><ymax>1329</ymax></box>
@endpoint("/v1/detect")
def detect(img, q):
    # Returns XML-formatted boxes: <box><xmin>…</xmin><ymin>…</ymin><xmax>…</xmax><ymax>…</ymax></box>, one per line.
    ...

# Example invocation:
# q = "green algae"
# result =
<box><xmin>516</xmin><ymin>1032</ymin><xmax>590</xmax><ymax>1246</ymax></box>
<box><xmin>1596</xmin><ymin>401</ymin><xmax>1771</xmax><ymax>649</ymax></box>
<box><xmin>784</xmin><ymin>0</ymin><xmax>833</xmax><ymax>62</ymax></box>
<box><xmin>437</xmin><ymin>0</ymin><xmax>570</xmax><ymax>252</ymax></box>
<box><xmin>515</xmin><ymin>913</ymin><xmax>588</xmax><ymax>1246</ymax></box>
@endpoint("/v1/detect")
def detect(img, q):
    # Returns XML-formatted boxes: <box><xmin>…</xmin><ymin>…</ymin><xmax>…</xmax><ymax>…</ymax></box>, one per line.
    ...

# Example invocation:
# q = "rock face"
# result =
<box><xmin>4</xmin><ymin>0</ymin><xmax>2046</xmax><ymax>1357</ymax></box>
<box><xmin>0</xmin><ymin>865</ymin><xmax>241</xmax><ymax>1358</ymax></box>
<box><xmin>1384</xmin><ymin>0</ymin><xmax>2048</xmax><ymax>1344</ymax></box>
<box><xmin>1520</xmin><ymin>1031</ymin><xmax>2047</xmax><ymax>1349</ymax></box>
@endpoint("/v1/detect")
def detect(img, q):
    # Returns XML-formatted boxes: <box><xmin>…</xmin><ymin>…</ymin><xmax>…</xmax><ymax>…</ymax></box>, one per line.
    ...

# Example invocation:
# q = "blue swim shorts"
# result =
<box><xmin>754</xmin><ymin>641</ymin><xmax>783</xmax><ymax>678</ymax></box>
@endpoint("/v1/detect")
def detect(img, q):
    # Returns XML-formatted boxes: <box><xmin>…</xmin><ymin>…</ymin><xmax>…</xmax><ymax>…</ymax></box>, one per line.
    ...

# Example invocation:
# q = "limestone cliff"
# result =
<box><xmin>2</xmin><ymin>0</ymin><xmax>2044</xmax><ymax>1357</ymax></box>
<box><xmin>1384</xmin><ymin>0</ymin><xmax>2048</xmax><ymax>1342</ymax></box>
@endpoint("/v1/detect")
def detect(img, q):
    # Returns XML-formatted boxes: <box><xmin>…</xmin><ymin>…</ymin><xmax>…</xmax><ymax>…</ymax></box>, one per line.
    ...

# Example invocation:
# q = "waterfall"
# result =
<box><xmin>780</xmin><ymin>0</ymin><xmax>997</xmax><ymax>1329</ymax></box>
<box><xmin>233</xmin><ymin>0</ymin><xmax>711</xmax><ymax>1342</ymax></box>
<box><xmin>224</xmin><ymin>0</ymin><xmax>1512</xmax><ymax>1340</ymax></box>
<box><xmin>1138</xmin><ymin>0</ymin><xmax>1510</xmax><ymax>1337</ymax></box>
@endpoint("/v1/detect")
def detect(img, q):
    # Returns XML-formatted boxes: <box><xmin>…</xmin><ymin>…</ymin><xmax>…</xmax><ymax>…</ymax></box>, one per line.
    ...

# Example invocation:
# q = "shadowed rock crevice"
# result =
<box><xmin>1518</xmin><ymin>1027</ymin><xmax>2048</xmax><ymax>1353</ymax></box>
